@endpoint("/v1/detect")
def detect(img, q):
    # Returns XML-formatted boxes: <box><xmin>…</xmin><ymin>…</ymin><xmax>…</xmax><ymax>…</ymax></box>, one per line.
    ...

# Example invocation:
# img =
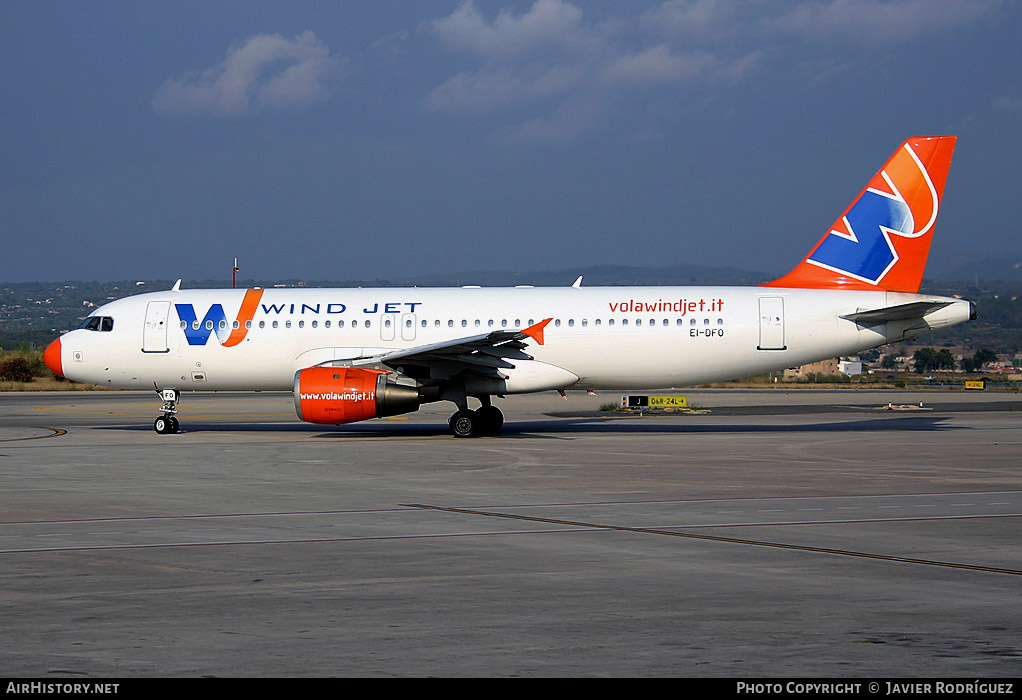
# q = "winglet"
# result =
<box><xmin>523</xmin><ymin>318</ymin><xmax>553</xmax><ymax>345</ymax></box>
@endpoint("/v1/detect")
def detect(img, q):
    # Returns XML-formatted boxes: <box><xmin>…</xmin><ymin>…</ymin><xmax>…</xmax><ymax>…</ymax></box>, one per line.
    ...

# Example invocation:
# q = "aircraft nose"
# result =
<box><xmin>44</xmin><ymin>338</ymin><xmax>63</xmax><ymax>377</ymax></box>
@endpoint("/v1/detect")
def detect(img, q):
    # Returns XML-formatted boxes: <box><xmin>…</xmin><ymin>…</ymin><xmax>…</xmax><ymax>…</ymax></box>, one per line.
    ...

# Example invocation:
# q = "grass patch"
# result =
<box><xmin>0</xmin><ymin>377</ymin><xmax>116</xmax><ymax>391</ymax></box>
<box><xmin>0</xmin><ymin>348</ymin><xmax>111</xmax><ymax>391</ymax></box>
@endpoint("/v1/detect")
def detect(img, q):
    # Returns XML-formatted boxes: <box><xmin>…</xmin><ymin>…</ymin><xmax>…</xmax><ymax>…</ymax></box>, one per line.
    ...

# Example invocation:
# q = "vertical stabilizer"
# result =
<box><xmin>764</xmin><ymin>136</ymin><xmax>956</xmax><ymax>293</ymax></box>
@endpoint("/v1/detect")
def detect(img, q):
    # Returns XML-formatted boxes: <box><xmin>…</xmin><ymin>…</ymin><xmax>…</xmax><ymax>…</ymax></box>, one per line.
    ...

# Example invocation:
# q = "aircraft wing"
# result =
<box><xmin>342</xmin><ymin>318</ymin><xmax>553</xmax><ymax>380</ymax></box>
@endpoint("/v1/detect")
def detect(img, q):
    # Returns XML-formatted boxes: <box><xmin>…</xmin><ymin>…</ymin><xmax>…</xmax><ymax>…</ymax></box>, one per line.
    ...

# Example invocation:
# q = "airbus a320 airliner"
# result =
<box><xmin>45</xmin><ymin>136</ymin><xmax>974</xmax><ymax>437</ymax></box>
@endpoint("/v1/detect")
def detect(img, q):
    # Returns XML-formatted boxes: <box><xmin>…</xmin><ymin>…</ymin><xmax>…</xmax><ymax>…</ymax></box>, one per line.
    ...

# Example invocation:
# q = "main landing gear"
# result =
<box><xmin>448</xmin><ymin>400</ymin><xmax>504</xmax><ymax>438</ymax></box>
<box><xmin>154</xmin><ymin>388</ymin><xmax>180</xmax><ymax>434</ymax></box>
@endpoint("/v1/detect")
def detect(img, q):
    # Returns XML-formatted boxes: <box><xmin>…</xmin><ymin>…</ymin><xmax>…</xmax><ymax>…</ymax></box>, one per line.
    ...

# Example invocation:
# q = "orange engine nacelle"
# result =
<box><xmin>294</xmin><ymin>367</ymin><xmax>421</xmax><ymax>425</ymax></box>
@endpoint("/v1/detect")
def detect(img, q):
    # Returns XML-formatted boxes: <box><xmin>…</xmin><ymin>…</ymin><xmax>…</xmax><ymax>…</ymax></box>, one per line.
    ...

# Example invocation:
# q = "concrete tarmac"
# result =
<box><xmin>0</xmin><ymin>388</ymin><xmax>1020</xmax><ymax>677</ymax></box>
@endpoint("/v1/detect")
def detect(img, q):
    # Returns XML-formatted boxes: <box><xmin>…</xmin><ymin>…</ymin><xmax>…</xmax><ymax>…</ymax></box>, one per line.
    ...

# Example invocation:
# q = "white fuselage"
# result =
<box><xmin>56</xmin><ymin>285</ymin><xmax>972</xmax><ymax>392</ymax></box>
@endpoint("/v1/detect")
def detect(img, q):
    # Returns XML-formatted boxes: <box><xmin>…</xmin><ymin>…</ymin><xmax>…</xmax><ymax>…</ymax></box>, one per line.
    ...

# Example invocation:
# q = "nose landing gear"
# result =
<box><xmin>154</xmin><ymin>388</ymin><xmax>180</xmax><ymax>434</ymax></box>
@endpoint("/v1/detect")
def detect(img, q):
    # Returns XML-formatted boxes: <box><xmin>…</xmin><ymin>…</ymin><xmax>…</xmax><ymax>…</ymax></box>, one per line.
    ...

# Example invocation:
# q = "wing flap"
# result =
<box><xmin>323</xmin><ymin>318</ymin><xmax>554</xmax><ymax>380</ymax></box>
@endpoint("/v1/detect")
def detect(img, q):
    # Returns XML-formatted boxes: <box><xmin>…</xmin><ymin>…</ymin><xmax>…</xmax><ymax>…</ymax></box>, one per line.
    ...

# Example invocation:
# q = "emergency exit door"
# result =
<box><xmin>757</xmin><ymin>297</ymin><xmax>786</xmax><ymax>350</ymax></box>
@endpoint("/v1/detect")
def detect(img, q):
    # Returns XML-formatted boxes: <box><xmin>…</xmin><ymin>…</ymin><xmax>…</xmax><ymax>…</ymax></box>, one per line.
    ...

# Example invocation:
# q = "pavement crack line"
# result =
<box><xmin>403</xmin><ymin>503</ymin><xmax>1022</xmax><ymax>577</ymax></box>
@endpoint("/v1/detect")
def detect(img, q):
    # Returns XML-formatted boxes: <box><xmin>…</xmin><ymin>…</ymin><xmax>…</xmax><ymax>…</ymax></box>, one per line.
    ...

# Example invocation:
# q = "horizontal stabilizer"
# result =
<box><xmin>840</xmin><ymin>301</ymin><xmax>951</xmax><ymax>325</ymax></box>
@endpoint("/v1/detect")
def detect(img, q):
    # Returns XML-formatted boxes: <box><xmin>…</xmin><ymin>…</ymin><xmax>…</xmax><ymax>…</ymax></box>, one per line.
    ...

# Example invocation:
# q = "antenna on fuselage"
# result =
<box><xmin>233</xmin><ymin>258</ymin><xmax>240</xmax><ymax>289</ymax></box>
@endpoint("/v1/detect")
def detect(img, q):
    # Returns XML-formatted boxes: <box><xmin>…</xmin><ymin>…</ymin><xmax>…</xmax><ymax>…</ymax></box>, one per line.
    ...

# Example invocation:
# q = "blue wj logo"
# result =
<box><xmin>174</xmin><ymin>289</ymin><xmax>263</xmax><ymax>347</ymax></box>
<box><xmin>808</xmin><ymin>190</ymin><xmax>912</xmax><ymax>284</ymax></box>
<box><xmin>806</xmin><ymin>143</ymin><xmax>939</xmax><ymax>286</ymax></box>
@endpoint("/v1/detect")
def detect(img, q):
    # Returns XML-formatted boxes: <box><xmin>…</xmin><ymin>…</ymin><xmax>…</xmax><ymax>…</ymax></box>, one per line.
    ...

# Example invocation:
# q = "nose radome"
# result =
<box><xmin>44</xmin><ymin>338</ymin><xmax>63</xmax><ymax>377</ymax></box>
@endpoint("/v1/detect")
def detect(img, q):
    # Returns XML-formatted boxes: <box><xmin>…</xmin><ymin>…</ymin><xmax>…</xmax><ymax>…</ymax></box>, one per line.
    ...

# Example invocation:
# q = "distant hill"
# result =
<box><xmin>925</xmin><ymin>257</ymin><xmax>1022</xmax><ymax>283</ymax></box>
<box><xmin>386</xmin><ymin>263</ymin><xmax>772</xmax><ymax>288</ymax></box>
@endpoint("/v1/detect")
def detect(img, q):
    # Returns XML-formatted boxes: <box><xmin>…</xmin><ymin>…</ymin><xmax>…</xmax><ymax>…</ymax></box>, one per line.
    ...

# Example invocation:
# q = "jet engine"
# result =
<box><xmin>294</xmin><ymin>367</ymin><xmax>421</xmax><ymax>425</ymax></box>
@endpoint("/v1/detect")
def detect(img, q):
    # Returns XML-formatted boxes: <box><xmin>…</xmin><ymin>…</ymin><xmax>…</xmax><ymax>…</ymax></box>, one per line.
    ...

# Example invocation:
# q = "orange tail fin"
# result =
<box><xmin>764</xmin><ymin>136</ymin><xmax>956</xmax><ymax>293</ymax></box>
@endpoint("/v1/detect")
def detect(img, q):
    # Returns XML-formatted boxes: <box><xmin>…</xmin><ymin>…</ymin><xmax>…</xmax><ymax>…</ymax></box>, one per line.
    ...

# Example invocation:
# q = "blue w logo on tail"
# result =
<box><xmin>765</xmin><ymin>137</ymin><xmax>954</xmax><ymax>293</ymax></box>
<box><xmin>807</xmin><ymin>185</ymin><xmax>914</xmax><ymax>284</ymax></box>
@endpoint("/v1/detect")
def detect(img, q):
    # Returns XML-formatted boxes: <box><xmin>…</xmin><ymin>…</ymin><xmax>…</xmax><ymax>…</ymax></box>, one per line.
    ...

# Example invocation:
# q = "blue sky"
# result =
<box><xmin>2</xmin><ymin>0</ymin><xmax>1020</xmax><ymax>283</ymax></box>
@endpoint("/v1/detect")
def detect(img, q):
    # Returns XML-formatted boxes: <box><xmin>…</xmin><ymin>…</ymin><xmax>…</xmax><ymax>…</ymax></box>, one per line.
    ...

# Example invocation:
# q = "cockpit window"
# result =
<box><xmin>80</xmin><ymin>316</ymin><xmax>114</xmax><ymax>332</ymax></box>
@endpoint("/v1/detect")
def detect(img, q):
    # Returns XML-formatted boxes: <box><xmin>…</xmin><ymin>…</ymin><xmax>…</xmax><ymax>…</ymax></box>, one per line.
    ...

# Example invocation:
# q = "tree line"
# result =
<box><xmin>912</xmin><ymin>347</ymin><xmax>1000</xmax><ymax>373</ymax></box>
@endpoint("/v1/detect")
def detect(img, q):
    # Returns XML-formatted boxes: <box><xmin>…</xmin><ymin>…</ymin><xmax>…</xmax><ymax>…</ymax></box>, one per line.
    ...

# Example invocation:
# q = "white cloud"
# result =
<box><xmin>154</xmin><ymin>31</ymin><xmax>342</xmax><ymax>117</ymax></box>
<box><xmin>427</xmin><ymin>62</ymin><xmax>587</xmax><ymax>113</ymax></box>
<box><xmin>604</xmin><ymin>45</ymin><xmax>720</xmax><ymax>86</ymax></box>
<box><xmin>425</xmin><ymin>0</ymin><xmax>590</xmax><ymax>58</ymax></box>
<box><xmin>423</xmin><ymin>0</ymin><xmax>746</xmax><ymax>130</ymax></box>
<box><xmin>639</xmin><ymin>0</ymin><xmax>738</xmax><ymax>41</ymax></box>
<box><xmin>509</xmin><ymin>95</ymin><xmax>605</xmax><ymax>144</ymax></box>
<box><xmin>420</xmin><ymin>0</ymin><xmax>1000</xmax><ymax>142</ymax></box>
<box><xmin>764</xmin><ymin>0</ymin><xmax>1000</xmax><ymax>44</ymax></box>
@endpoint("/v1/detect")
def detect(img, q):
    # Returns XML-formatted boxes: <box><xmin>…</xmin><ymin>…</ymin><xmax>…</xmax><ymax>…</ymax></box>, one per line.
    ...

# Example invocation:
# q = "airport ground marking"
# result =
<box><xmin>404</xmin><ymin>503</ymin><xmax>1022</xmax><ymax>577</ymax></box>
<box><xmin>0</xmin><ymin>426</ymin><xmax>67</xmax><ymax>442</ymax></box>
<box><xmin>0</xmin><ymin>528</ymin><xmax>591</xmax><ymax>555</ymax></box>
